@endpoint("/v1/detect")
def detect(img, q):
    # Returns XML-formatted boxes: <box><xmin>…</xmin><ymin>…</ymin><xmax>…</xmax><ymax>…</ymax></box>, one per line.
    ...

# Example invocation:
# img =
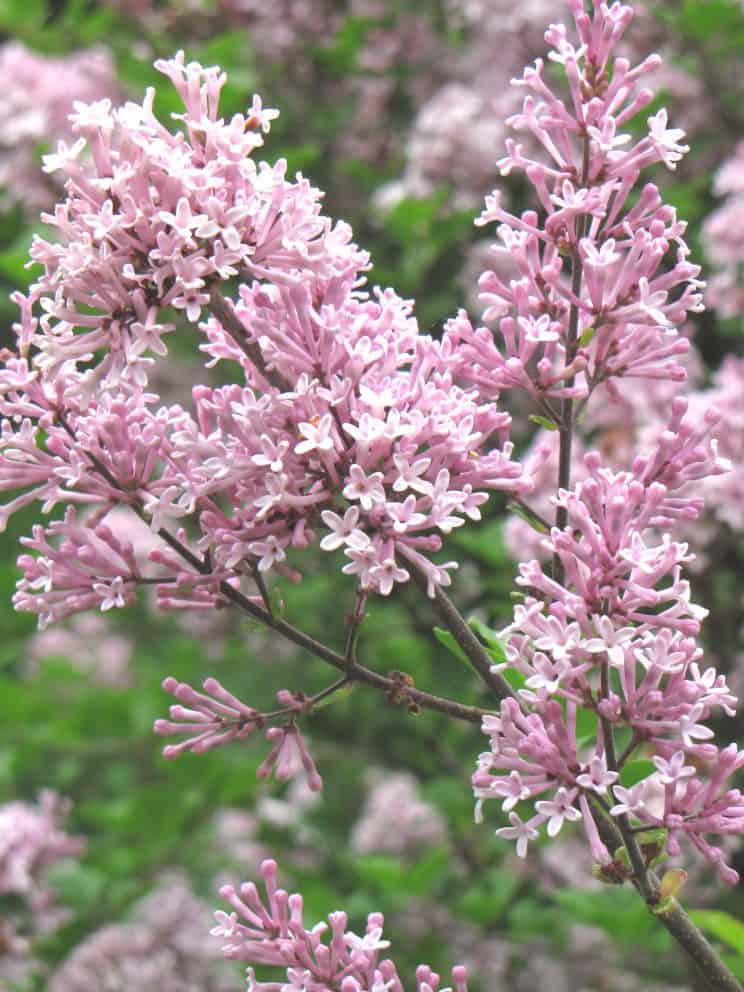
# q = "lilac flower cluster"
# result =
<box><xmin>469</xmin><ymin>0</ymin><xmax>744</xmax><ymax>885</ymax></box>
<box><xmin>0</xmin><ymin>791</ymin><xmax>85</xmax><ymax>959</ymax></box>
<box><xmin>0</xmin><ymin>51</ymin><xmax>530</xmax><ymax>631</ymax></box>
<box><xmin>505</xmin><ymin>349</ymin><xmax>744</xmax><ymax>570</ymax></box>
<box><xmin>212</xmin><ymin>858</ymin><xmax>469</xmax><ymax>992</ymax></box>
<box><xmin>0</xmin><ymin>42</ymin><xmax>115</xmax><ymax>210</ymax></box>
<box><xmin>476</xmin><ymin>418</ymin><xmax>741</xmax><ymax>879</ymax></box>
<box><xmin>350</xmin><ymin>771</ymin><xmax>447</xmax><ymax>856</ymax></box>
<box><xmin>703</xmin><ymin>141</ymin><xmax>744</xmax><ymax>318</ymax></box>
<box><xmin>154</xmin><ymin>676</ymin><xmax>324</xmax><ymax>791</ymax></box>
<box><xmin>49</xmin><ymin>875</ymin><xmax>236</xmax><ymax>992</ymax></box>
<box><xmin>448</xmin><ymin>8</ymin><xmax>703</xmax><ymax>403</ymax></box>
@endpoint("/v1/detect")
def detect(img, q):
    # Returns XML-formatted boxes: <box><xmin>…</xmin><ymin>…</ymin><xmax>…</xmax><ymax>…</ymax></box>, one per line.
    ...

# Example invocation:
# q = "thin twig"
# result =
<box><xmin>208</xmin><ymin>286</ymin><xmax>290</xmax><ymax>391</ymax></box>
<box><xmin>408</xmin><ymin>566</ymin><xmax>515</xmax><ymax>703</ymax></box>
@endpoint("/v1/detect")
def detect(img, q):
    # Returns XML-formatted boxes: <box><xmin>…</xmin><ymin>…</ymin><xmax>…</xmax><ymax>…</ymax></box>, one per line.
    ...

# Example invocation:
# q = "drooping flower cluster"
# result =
<box><xmin>0</xmin><ymin>42</ymin><xmax>115</xmax><ymax>210</ymax></box>
<box><xmin>154</xmin><ymin>676</ymin><xmax>324</xmax><ymax>790</ymax></box>
<box><xmin>470</xmin><ymin>0</ymin><xmax>744</xmax><ymax>885</ymax></box>
<box><xmin>0</xmin><ymin>50</ymin><xmax>531</xmax><ymax>635</ymax></box>
<box><xmin>213</xmin><ymin>858</ymin><xmax>469</xmax><ymax>992</ymax></box>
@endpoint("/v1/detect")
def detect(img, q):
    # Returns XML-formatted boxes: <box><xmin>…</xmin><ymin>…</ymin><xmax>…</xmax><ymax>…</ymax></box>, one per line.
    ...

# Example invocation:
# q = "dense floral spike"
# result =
<box><xmin>476</xmin><ymin>425</ymin><xmax>742</xmax><ymax>881</ymax></box>
<box><xmin>447</xmin><ymin>0</ymin><xmax>703</xmax><ymax>407</ymax></box>
<box><xmin>213</xmin><ymin>859</ymin><xmax>469</xmax><ymax>992</ymax></box>
<box><xmin>1</xmin><ymin>51</ymin><xmax>530</xmax><ymax>624</ymax></box>
<box><xmin>471</xmin><ymin>0</ymin><xmax>744</xmax><ymax>888</ymax></box>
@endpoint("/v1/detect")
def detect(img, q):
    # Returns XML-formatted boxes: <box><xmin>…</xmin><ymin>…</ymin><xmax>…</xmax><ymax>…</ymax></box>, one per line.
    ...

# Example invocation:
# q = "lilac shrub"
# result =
<box><xmin>1</xmin><ymin>2</ymin><xmax>743</xmax><ymax>990</ymax></box>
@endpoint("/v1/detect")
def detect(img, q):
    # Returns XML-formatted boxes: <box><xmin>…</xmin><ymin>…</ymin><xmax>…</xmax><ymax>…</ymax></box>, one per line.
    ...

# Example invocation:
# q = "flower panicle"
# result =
<box><xmin>212</xmin><ymin>859</ymin><xmax>468</xmax><ymax>992</ymax></box>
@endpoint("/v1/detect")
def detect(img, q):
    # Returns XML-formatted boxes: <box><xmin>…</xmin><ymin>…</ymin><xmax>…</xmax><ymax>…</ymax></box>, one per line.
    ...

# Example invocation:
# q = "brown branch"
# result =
<box><xmin>552</xmin><ymin>135</ymin><xmax>590</xmax><ymax>585</ymax></box>
<box><xmin>208</xmin><ymin>286</ymin><xmax>290</xmax><ymax>391</ymax></box>
<box><xmin>408</xmin><ymin>565</ymin><xmax>516</xmax><ymax>703</ymax></box>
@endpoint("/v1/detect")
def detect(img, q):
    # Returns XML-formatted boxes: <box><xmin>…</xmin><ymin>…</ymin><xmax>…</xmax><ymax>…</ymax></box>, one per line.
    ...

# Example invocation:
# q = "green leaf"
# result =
<box><xmin>553</xmin><ymin>887</ymin><xmax>671</xmax><ymax>952</ymax></box>
<box><xmin>508</xmin><ymin>501</ymin><xmax>550</xmax><ymax>534</ymax></box>
<box><xmin>722</xmin><ymin>954</ymin><xmax>744</xmax><ymax>982</ymax></box>
<box><xmin>619</xmin><ymin>759</ymin><xmax>655</xmax><ymax>788</ymax></box>
<box><xmin>433</xmin><ymin>627</ymin><xmax>469</xmax><ymax>666</ymax></box>
<box><xmin>467</xmin><ymin>617</ymin><xmax>507</xmax><ymax>666</ymax></box>
<box><xmin>689</xmin><ymin>910</ymin><xmax>744</xmax><ymax>955</ymax></box>
<box><xmin>45</xmin><ymin>863</ymin><xmax>106</xmax><ymax>912</ymax></box>
<box><xmin>353</xmin><ymin>855</ymin><xmax>408</xmax><ymax>896</ymax></box>
<box><xmin>406</xmin><ymin>847</ymin><xmax>450</xmax><ymax>897</ymax></box>
<box><xmin>529</xmin><ymin>414</ymin><xmax>560</xmax><ymax>431</ymax></box>
<box><xmin>501</xmin><ymin>667</ymin><xmax>527</xmax><ymax>692</ymax></box>
<box><xmin>450</xmin><ymin>519</ymin><xmax>510</xmax><ymax>567</ymax></box>
<box><xmin>575</xmin><ymin>708</ymin><xmax>598</xmax><ymax>749</ymax></box>
<box><xmin>458</xmin><ymin>869</ymin><xmax>521</xmax><ymax>925</ymax></box>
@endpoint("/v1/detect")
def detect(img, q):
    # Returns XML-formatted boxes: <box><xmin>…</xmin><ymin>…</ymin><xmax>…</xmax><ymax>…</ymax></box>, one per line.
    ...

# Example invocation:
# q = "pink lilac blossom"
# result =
<box><xmin>471</xmin><ymin>0</ymin><xmax>744</xmax><ymax>886</ymax></box>
<box><xmin>385</xmin><ymin>0</ymin><xmax>708</xmax><ymax>209</ymax></box>
<box><xmin>0</xmin><ymin>42</ymin><xmax>115</xmax><ymax>210</ymax></box>
<box><xmin>350</xmin><ymin>771</ymin><xmax>448</xmax><ymax>856</ymax></box>
<box><xmin>48</xmin><ymin>875</ymin><xmax>236</xmax><ymax>992</ymax></box>
<box><xmin>26</xmin><ymin>612</ymin><xmax>133</xmax><ymax>687</ymax></box>
<box><xmin>213</xmin><ymin>858</ymin><xmax>469</xmax><ymax>992</ymax></box>
<box><xmin>0</xmin><ymin>791</ymin><xmax>85</xmax><ymax>904</ymax></box>
<box><xmin>703</xmin><ymin>141</ymin><xmax>744</xmax><ymax>318</ymax></box>
<box><xmin>153</xmin><ymin>677</ymin><xmax>324</xmax><ymax>791</ymax></box>
<box><xmin>447</xmin><ymin>6</ymin><xmax>704</xmax><ymax>406</ymax></box>
<box><xmin>475</xmin><ymin>407</ymin><xmax>742</xmax><ymax>882</ymax></box>
<box><xmin>0</xmin><ymin>791</ymin><xmax>85</xmax><ymax>965</ymax></box>
<box><xmin>0</xmin><ymin>51</ymin><xmax>531</xmax><ymax>632</ymax></box>
<box><xmin>504</xmin><ymin>346</ymin><xmax>744</xmax><ymax>570</ymax></box>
